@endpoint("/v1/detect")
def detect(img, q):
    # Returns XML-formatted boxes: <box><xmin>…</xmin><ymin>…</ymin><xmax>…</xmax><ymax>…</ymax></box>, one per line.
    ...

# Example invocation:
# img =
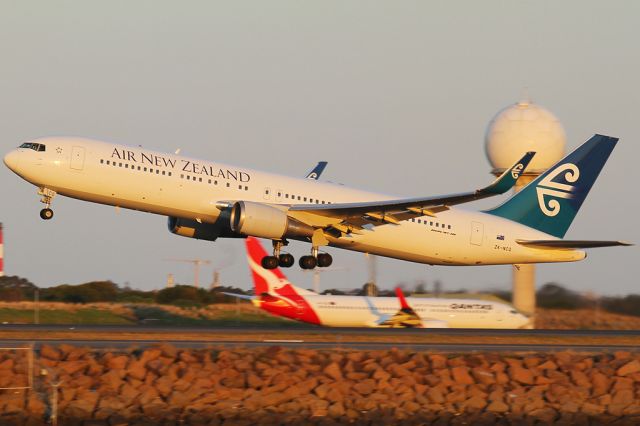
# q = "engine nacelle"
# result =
<box><xmin>230</xmin><ymin>201</ymin><xmax>314</xmax><ymax>240</ymax></box>
<box><xmin>168</xmin><ymin>217</ymin><xmax>228</xmax><ymax>241</ymax></box>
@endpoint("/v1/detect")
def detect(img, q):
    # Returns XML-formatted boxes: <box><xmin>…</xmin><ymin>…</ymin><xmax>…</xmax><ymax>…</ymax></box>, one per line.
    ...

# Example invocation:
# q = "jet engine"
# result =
<box><xmin>230</xmin><ymin>201</ymin><xmax>314</xmax><ymax>240</ymax></box>
<box><xmin>168</xmin><ymin>217</ymin><xmax>234</xmax><ymax>241</ymax></box>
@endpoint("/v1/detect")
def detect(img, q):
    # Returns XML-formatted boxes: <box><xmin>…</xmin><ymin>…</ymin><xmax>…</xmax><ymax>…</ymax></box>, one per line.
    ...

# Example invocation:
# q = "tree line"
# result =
<box><xmin>0</xmin><ymin>276</ymin><xmax>638</xmax><ymax>318</ymax></box>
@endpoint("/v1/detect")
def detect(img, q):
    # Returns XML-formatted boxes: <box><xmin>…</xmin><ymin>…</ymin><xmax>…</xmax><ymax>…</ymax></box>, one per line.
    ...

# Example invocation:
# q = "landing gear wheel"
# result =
<box><xmin>278</xmin><ymin>253</ymin><xmax>295</xmax><ymax>268</ymax></box>
<box><xmin>299</xmin><ymin>255</ymin><xmax>318</xmax><ymax>270</ymax></box>
<box><xmin>40</xmin><ymin>208</ymin><xmax>54</xmax><ymax>220</ymax></box>
<box><xmin>261</xmin><ymin>256</ymin><xmax>279</xmax><ymax>270</ymax></box>
<box><xmin>317</xmin><ymin>253</ymin><xmax>333</xmax><ymax>268</ymax></box>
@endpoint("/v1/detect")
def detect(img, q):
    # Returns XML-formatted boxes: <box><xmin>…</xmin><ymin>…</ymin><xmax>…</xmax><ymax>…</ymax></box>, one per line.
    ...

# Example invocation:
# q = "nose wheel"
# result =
<box><xmin>37</xmin><ymin>187</ymin><xmax>57</xmax><ymax>221</ymax></box>
<box><xmin>40</xmin><ymin>208</ymin><xmax>54</xmax><ymax>220</ymax></box>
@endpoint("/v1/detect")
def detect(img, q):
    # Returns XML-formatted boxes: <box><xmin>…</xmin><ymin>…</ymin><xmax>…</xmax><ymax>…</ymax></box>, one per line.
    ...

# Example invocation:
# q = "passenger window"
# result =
<box><xmin>244</xmin><ymin>186</ymin><xmax>248</xmax><ymax>191</ymax></box>
<box><xmin>168</xmin><ymin>172</ymin><xmax>172</xmax><ymax>176</ymax></box>
<box><xmin>162</xmin><ymin>171</ymin><xmax>166</xmax><ymax>175</ymax></box>
<box><xmin>119</xmin><ymin>163</ymin><xmax>123</xmax><ymax>167</ymax></box>
<box><xmin>157</xmin><ymin>170</ymin><xmax>160</xmax><ymax>174</ymax></box>
<box><xmin>226</xmin><ymin>183</ymin><xmax>230</xmax><ymax>187</ymax></box>
<box><xmin>430</xmin><ymin>221</ymin><xmax>433</xmax><ymax>226</ymax></box>
<box><xmin>199</xmin><ymin>177</ymin><xmax>202</xmax><ymax>182</ymax></box>
<box><xmin>238</xmin><ymin>185</ymin><xmax>242</xmax><ymax>189</ymax></box>
<box><xmin>208</xmin><ymin>179</ymin><xmax>211</xmax><ymax>184</ymax></box>
<box><xmin>144</xmin><ymin>167</ymin><xmax>147</xmax><ymax>172</ymax></box>
<box><xmin>448</xmin><ymin>225</ymin><xmax>451</xmax><ymax>229</ymax></box>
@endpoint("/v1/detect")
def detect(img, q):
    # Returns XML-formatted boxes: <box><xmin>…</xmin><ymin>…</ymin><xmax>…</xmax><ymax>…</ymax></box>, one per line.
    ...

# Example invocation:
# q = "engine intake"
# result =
<box><xmin>230</xmin><ymin>201</ymin><xmax>314</xmax><ymax>240</ymax></box>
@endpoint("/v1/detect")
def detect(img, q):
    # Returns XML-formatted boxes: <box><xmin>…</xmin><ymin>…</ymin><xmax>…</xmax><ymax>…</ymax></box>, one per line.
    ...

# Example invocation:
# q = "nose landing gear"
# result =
<box><xmin>40</xmin><ymin>208</ymin><xmax>54</xmax><ymax>220</ymax></box>
<box><xmin>38</xmin><ymin>187</ymin><xmax>57</xmax><ymax>220</ymax></box>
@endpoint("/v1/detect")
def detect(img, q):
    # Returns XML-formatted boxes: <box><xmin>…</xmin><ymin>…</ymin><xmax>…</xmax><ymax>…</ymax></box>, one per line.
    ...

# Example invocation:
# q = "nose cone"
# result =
<box><xmin>3</xmin><ymin>150</ymin><xmax>20</xmax><ymax>172</ymax></box>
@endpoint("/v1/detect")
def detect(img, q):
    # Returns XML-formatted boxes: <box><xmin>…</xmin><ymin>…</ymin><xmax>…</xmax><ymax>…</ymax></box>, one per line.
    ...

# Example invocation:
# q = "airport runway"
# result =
<box><xmin>2</xmin><ymin>324</ymin><xmax>640</xmax><ymax>336</ymax></box>
<box><xmin>0</xmin><ymin>324</ymin><xmax>639</xmax><ymax>352</ymax></box>
<box><xmin>0</xmin><ymin>339</ymin><xmax>638</xmax><ymax>353</ymax></box>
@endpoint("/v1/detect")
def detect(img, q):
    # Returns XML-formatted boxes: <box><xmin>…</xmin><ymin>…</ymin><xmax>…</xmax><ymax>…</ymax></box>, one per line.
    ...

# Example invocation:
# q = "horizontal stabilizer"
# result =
<box><xmin>516</xmin><ymin>239</ymin><xmax>633</xmax><ymax>250</ymax></box>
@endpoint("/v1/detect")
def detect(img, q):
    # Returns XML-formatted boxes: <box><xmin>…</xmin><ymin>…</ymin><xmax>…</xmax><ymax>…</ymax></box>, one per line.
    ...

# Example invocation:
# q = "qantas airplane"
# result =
<box><xmin>230</xmin><ymin>237</ymin><xmax>531</xmax><ymax>328</ymax></box>
<box><xmin>3</xmin><ymin>134</ymin><xmax>630</xmax><ymax>270</ymax></box>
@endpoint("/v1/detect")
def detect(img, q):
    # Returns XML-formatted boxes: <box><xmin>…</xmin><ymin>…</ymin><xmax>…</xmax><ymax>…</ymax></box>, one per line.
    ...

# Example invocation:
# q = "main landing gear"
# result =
<box><xmin>38</xmin><ymin>187</ymin><xmax>57</xmax><ymax>220</ymax></box>
<box><xmin>261</xmin><ymin>239</ymin><xmax>333</xmax><ymax>270</ymax></box>
<box><xmin>261</xmin><ymin>240</ymin><xmax>296</xmax><ymax>269</ymax></box>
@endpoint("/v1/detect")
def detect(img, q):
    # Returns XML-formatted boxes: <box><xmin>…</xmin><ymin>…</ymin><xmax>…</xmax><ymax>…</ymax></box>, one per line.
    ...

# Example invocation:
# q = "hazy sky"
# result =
<box><xmin>0</xmin><ymin>1</ymin><xmax>638</xmax><ymax>295</ymax></box>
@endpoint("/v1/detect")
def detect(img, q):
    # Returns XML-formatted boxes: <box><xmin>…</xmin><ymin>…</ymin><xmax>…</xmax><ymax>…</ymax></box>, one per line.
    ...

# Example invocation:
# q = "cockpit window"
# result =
<box><xmin>19</xmin><ymin>142</ymin><xmax>46</xmax><ymax>152</ymax></box>
<box><xmin>510</xmin><ymin>310</ymin><xmax>518</xmax><ymax>314</ymax></box>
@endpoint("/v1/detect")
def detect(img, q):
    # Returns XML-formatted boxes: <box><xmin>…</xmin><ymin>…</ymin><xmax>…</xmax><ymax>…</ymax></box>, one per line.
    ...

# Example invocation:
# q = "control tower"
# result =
<box><xmin>485</xmin><ymin>97</ymin><xmax>567</xmax><ymax>318</ymax></box>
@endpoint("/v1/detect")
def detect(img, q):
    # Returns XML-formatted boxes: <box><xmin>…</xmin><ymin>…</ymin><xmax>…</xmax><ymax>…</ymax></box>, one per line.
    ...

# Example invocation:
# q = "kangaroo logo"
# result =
<box><xmin>536</xmin><ymin>163</ymin><xmax>580</xmax><ymax>217</ymax></box>
<box><xmin>511</xmin><ymin>163</ymin><xmax>524</xmax><ymax>179</ymax></box>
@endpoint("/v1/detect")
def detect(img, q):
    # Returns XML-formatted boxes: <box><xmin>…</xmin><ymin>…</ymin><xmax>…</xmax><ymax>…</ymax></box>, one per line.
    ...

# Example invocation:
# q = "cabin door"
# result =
<box><xmin>470</xmin><ymin>221</ymin><xmax>484</xmax><ymax>246</ymax></box>
<box><xmin>70</xmin><ymin>146</ymin><xmax>86</xmax><ymax>171</ymax></box>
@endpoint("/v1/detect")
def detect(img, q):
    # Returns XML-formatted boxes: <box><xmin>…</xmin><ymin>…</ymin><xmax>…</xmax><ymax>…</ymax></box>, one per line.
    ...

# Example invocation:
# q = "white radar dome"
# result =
<box><xmin>485</xmin><ymin>100</ymin><xmax>566</xmax><ymax>174</ymax></box>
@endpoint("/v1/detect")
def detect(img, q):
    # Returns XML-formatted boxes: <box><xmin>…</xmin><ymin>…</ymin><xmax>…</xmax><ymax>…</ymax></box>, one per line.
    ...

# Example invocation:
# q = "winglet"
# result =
<box><xmin>306</xmin><ymin>161</ymin><xmax>328</xmax><ymax>180</ymax></box>
<box><xmin>480</xmin><ymin>151</ymin><xmax>536</xmax><ymax>195</ymax></box>
<box><xmin>395</xmin><ymin>287</ymin><xmax>411</xmax><ymax>310</ymax></box>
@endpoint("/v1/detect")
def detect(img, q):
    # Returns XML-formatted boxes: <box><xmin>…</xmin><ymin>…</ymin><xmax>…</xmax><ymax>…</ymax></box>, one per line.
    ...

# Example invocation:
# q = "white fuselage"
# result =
<box><xmin>305</xmin><ymin>295</ymin><xmax>529</xmax><ymax>328</ymax></box>
<box><xmin>4</xmin><ymin>137</ymin><xmax>586</xmax><ymax>265</ymax></box>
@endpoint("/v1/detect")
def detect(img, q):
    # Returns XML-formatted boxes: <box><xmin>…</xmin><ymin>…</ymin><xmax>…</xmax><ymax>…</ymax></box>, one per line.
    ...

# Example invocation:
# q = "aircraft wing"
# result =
<box><xmin>516</xmin><ymin>240</ymin><xmax>633</xmax><ymax>249</ymax></box>
<box><xmin>306</xmin><ymin>161</ymin><xmax>328</xmax><ymax>180</ymax></box>
<box><xmin>222</xmin><ymin>292</ymin><xmax>256</xmax><ymax>300</ymax></box>
<box><xmin>289</xmin><ymin>152</ymin><xmax>535</xmax><ymax>234</ymax></box>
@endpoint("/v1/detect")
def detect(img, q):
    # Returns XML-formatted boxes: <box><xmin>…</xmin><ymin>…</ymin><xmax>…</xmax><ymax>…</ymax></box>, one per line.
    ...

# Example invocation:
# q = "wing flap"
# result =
<box><xmin>516</xmin><ymin>239</ymin><xmax>633</xmax><ymax>250</ymax></box>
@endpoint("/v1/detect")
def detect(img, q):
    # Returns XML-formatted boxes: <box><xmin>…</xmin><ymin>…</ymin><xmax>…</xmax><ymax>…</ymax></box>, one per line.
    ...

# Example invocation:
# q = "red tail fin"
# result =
<box><xmin>395</xmin><ymin>287</ymin><xmax>411</xmax><ymax>310</ymax></box>
<box><xmin>245</xmin><ymin>237</ymin><xmax>289</xmax><ymax>295</ymax></box>
<box><xmin>244</xmin><ymin>237</ymin><xmax>322</xmax><ymax>325</ymax></box>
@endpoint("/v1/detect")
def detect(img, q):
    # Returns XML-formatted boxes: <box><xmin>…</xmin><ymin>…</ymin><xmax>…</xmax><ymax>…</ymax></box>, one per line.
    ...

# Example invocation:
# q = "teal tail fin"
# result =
<box><xmin>484</xmin><ymin>134</ymin><xmax>618</xmax><ymax>238</ymax></box>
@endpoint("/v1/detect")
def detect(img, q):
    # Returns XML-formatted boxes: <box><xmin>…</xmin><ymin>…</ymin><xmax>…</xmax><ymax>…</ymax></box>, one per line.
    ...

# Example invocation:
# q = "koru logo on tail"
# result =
<box><xmin>511</xmin><ymin>163</ymin><xmax>524</xmax><ymax>179</ymax></box>
<box><xmin>536</xmin><ymin>163</ymin><xmax>580</xmax><ymax>217</ymax></box>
